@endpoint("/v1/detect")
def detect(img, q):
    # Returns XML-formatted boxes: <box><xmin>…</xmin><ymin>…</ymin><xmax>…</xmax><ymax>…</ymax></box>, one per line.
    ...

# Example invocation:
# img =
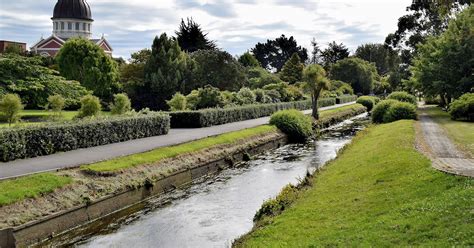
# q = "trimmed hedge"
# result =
<box><xmin>387</xmin><ymin>91</ymin><xmax>417</xmax><ymax>105</ymax></box>
<box><xmin>356</xmin><ymin>96</ymin><xmax>376</xmax><ymax>112</ymax></box>
<box><xmin>270</xmin><ymin>110</ymin><xmax>313</xmax><ymax>142</ymax></box>
<box><xmin>0</xmin><ymin>114</ymin><xmax>170</xmax><ymax>162</ymax></box>
<box><xmin>336</xmin><ymin>95</ymin><xmax>357</xmax><ymax>104</ymax></box>
<box><xmin>170</xmin><ymin>99</ymin><xmax>336</xmax><ymax>128</ymax></box>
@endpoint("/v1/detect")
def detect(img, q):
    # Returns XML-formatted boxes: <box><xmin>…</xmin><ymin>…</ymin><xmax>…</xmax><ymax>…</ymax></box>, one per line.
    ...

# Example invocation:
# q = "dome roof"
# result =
<box><xmin>52</xmin><ymin>0</ymin><xmax>93</xmax><ymax>21</ymax></box>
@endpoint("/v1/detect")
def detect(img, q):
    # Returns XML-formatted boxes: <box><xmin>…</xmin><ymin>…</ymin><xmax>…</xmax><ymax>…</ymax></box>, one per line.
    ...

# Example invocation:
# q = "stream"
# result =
<box><xmin>52</xmin><ymin>113</ymin><xmax>368</xmax><ymax>248</ymax></box>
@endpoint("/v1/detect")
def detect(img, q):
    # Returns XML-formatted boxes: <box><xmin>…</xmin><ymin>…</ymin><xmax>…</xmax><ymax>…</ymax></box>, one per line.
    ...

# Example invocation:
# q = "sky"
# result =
<box><xmin>0</xmin><ymin>0</ymin><xmax>411</xmax><ymax>59</ymax></box>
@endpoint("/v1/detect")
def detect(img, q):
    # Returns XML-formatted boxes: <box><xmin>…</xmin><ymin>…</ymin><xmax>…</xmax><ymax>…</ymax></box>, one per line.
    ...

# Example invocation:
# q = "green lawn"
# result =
<box><xmin>236</xmin><ymin>120</ymin><xmax>474</xmax><ymax>247</ymax></box>
<box><xmin>422</xmin><ymin>105</ymin><xmax>474</xmax><ymax>156</ymax></box>
<box><xmin>319</xmin><ymin>103</ymin><xmax>362</xmax><ymax>118</ymax></box>
<box><xmin>0</xmin><ymin>173</ymin><xmax>72</xmax><ymax>207</ymax></box>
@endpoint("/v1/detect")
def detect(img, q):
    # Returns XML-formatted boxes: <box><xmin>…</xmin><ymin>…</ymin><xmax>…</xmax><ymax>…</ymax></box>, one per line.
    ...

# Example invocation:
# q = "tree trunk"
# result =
<box><xmin>312</xmin><ymin>91</ymin><xmax>319</xmax><ymax>120</ymax></box>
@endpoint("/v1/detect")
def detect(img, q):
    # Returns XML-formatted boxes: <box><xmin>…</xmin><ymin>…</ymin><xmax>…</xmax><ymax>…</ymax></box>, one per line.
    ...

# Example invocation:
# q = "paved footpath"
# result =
<box><xmin>0</xmin><ymin>102</ymin><xmax>355</xmax><ymax>180</ymax></box>
<box><xmin>418</xmin><ymin>106</ymin><xmax>474</xmax><ymax>177</ymax></box>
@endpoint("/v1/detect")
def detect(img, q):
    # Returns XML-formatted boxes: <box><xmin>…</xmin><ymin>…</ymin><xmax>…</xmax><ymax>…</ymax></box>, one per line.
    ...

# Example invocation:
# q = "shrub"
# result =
<box><xmin>270</xmin><ymin>110</ymin><xmax>313</xmax><ymax>142</ymax></box>
<box><xmin>0</xmin><ymin>94</ymin><xmax>23</xmax><ymax>126</ymax></box>
<box><xmin>47</xmin><ymin>95</ymin><xmax>66</xmax><ymax>116</ymax></box>
<box><xmin>254</xmin><ymin>184</ymin><xmax>299</xmax><ymax>221</ymax></box>
<box><xmin>372</xmin><ymin>99</ymin><xmax>399</xmax><ymax>123</ymax></box>
<box><xmin>336</xmin><ymin>95</ymin><xmax>357</xmax><ymax>104</ymax></box>
<box><xmin>356</xmin><ymin>96</ymin><xmax>375</xmax><ymax>111</ymax></box>
<box><xmin>424</xmin><ymin>96</ymin><xmax>441</xmax><ymax>105</ymax></box>
<box><xmin>287</xmin><ymin>85</ymin><xmax>305</xmax><ymax>101</ymax></box>
<box><xmin>337</xmin><ymin>83</ymin><xmax>354</xmax><ymax>95</ymax></box>
<box><xmin>264</xmin><ymin>89</ymin><xmax>282</xmax><ymax>103</ymax></box>
<box><xmin>0</xmin><ymin>114</ymin><xmax>170</xmax><ymax>162</ymax></box>
<box><xmin>196</xmin><ymin>85</ymin><xmax>224</xmax><ymax>109</ymax></box>
<box><xmin>383</xmin><ymin>102</ymin><xmax>417</xmax><ymax>123</ymax></box>
<box><xmin>77</xmin><ymin>95</ymin><xmax>101</xmax><ymax>118</ymax></box>
<box><xmin>110</xmin><ymin>93</ymin><xmax>132</xmax><ymax>115</ymax></box>
<box><xmin>166</xmin><ymin>92</ymin><xmax>187</xmax><ymax>111</ymax></box>
<box><xmin>186</xmin><ymin>90</ymin><xmax>200</xmax><ymax>110</ymax></box>
<box><xmin>387</xmin><ymin>91</ymin><xmax>417</xmax><ymax>105</ymax></box>
<box><xmin>449</xmin><ymin>93</ymin><xmax>474</xmax><ymax>121</ymax></box>
<box><xmin>236</xmin><ymin>87</ymin><xmax>257</xmax><ymax>105</ymax></box>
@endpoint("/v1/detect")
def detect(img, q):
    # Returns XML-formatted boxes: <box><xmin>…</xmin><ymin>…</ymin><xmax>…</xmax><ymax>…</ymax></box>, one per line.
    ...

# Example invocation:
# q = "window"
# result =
<box><xmin>61</xmin><ymin>22</ymin><xmax>64</xmax><ymax>30</ymax></box>
<box><xmin>83</xmin><ymin>23</ymin><xmax>86</xmax><ymax>31</ymax></box>
<box><xmin>75</xmin><ymin>22</ymin><xmax>80</xmax><ymax>30</ymax></box>
<box><xmin>88</xmin><ymin>24</ymin><xmax>91</xmax><ymax>31</ymax></box>
<box><xmin>54</xmin><ymin>22</ymin><xmax>58</xmax><ymax>30</ymax></box>
<box><xmin>68</xmin><ymin>22</ymin><xmax>72</xmax><ymax>30</ymax></box>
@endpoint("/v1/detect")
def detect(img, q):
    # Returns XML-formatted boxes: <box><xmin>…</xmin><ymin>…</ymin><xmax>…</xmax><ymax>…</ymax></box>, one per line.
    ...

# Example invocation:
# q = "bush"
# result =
<box><xmin>186</xmin><ymin>90</ymin><xmax>200</xmax><ymax>110</ymax></box>
<box><xmin>449</xmin><ymin>93</ymin><xmax>474</xmax><ymax>121</ymax></box>
<box><xmin>166</xmin><ymin>92</ymin><xmax>187</xmax><ymax>111</ymax></box>
<box><xmin>383</xmin><ymin>102</ymin><xmax>417</xmax><ymax>123</ymax></box>
<box><xmin>254</xmin><ymin>184</ymin><xmax>299</xmax><ymax>221</ymax></box>
<box><xmin>387</xmin><ymin>91</ymin><xmax>417</xmax><ymax>105</ymax></box>
<box><xmin>110</xmin><ymin>93</ymin><xmax>132</xmax><ymax>115</ymax></box>
<box><xmin>0</xmin><ymin>94</ymin><xmax>23</xmax><ymax>125</ymax></box>
<box><xmin>336</xmin><ymin>95</ymin><xmax>357</xmax><ymax>104</ymax></box>
<box><xmin>47</xmin><ymin>95</ymin><xmax>66</xmax><ymax>116</ymax></box>
<box><xmin>236</xmin><ymin>87</ymin><xmax>257</xmax><ymax>105</ymax></box>
<box><xmin>0</xmin><ymin>114</ymin><xmax>170</xmax><ymax>162</ymax></box>
<box><xmin>77</xmin><ymin>95</ymin><xmax>101</xmax><ymax>118</ymax></box>
<box><xmin>356</xmin><ymin>96</ymin><xmax>376</xmax><ymax>111</ymax></box>
<box><xmin>196</xmin><ymin>85</ymin><xmax>224</xmax><ymax>109</ymax></box>
<box><xmin>270</xmin><ymin>110</ymin><xmax>313</xmax><ymax>142</ymax></box>
<box><xmin>372</xmin><ymin>99</ymin><xmax>399</xmax><ymax>123</ymax></box>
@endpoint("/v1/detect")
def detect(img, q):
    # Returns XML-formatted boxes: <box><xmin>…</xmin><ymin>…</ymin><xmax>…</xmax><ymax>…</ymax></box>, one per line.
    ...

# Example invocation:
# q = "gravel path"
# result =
<box><xmin>0</xmin><ymin>102</ymin><xmax>355</xmax><ymax>180</ymax></box>
<box><xmin>418</xmin><ymin>108</ymin><xmax>474</xmax><ymax>177</ymax></box>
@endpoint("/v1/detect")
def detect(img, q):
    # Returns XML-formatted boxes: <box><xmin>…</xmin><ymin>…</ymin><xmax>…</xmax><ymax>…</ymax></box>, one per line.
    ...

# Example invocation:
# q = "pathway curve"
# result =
<box><xmin>0</xmin><ymin>102</ymin><xmax>355</xmax><ymax>180</ymax></box>
<box><xmin>418</xmin><ymin>106</ymin><xmax>474</xmax><ymax>177</ymax></box>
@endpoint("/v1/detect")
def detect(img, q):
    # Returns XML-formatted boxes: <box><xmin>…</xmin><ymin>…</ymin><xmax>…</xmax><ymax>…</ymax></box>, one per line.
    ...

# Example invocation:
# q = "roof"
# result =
<box><xmin>52</xmin><ymin>0</ymin><xmax>93</xmax><ymax>21</ymax></box>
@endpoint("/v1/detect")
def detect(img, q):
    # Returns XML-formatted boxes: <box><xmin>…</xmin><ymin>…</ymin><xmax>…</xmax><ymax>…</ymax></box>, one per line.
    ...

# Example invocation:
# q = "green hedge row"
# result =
<box><xmin>336</xmin><ymin>95</ymin><xmax>357</xmax><ymax>104</ymax></box>
<box><xmin>0</xmin><ymin>114</ymin><xmax>170</xmax><ymax>162</ymax></box>
<box><xmin>170</xmin><ymin>99</ymin><xmax>336</xmax><ymax>128</ymax></box>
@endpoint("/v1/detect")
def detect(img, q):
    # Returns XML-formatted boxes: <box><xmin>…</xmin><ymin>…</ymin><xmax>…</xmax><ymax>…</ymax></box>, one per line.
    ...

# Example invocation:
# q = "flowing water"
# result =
<box><xmin>56</xmin><ymin>114</ymin><xmax>368</xmax><ymax>248</ymax></box>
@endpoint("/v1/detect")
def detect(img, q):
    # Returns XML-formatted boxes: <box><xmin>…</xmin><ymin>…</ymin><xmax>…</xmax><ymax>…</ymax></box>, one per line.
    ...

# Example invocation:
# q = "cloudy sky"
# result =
<box><xmin>0</xmin><ymin>0</ymin><xmax>411</xmax><ymax>58</ymax></box>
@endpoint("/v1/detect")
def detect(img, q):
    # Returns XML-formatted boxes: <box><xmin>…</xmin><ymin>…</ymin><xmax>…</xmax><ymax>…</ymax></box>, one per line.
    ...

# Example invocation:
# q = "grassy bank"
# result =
<box><xmin>235</xmin><ymin>120</ymin><xmax>474</xmax><ymax>247</ymax></box>
<box><xmin>422</xmin><ymin>105</ymin><xmax>474</xmax><ymax>156</ymax></box>
<box><xmin>0</xmin><ymin>173</ymin><xmax>72</xmax><ymax>207</ymax></box>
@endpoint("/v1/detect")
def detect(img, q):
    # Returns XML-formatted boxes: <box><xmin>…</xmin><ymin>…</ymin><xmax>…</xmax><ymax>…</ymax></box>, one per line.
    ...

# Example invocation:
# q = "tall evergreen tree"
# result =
<box><xmin>321</xmin><ymin>41</ymin><xmax>350</xmax><ymax>69</ymax></box>
<box><xmin>355</xmin><ymin>43</ymin><xmax>400</xmax><ymax>75</ymax></box>
<box><xmin>238</xmin><ymin>52</ymin><xmax>260</xmax><ymax>67</ymax></box>
<box><xmin>280</xmin><ymin>53</ymin><xmax>304</xmax><ymax>84</ymax></box>
<box><xmin>175</xmin><ymin>18</ymin><xmax>217</xmax><ymax>53</ymax></box>
<box><xmin>142</xmin><ymin>33</ymin><xmax>190</xmax><ymax>110</ymax></box>
<box><xmin>309</xmin><ymin>38</ymin><xmax>322</xmax><ymax>65</ymax></box>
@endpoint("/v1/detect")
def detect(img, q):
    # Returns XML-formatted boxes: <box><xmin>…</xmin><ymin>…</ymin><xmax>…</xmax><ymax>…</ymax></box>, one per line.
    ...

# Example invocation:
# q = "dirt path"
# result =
<box><xmin>417</xmin><ymin>106</ymin><xmax>474</xmax><ymax>177</ymax></box>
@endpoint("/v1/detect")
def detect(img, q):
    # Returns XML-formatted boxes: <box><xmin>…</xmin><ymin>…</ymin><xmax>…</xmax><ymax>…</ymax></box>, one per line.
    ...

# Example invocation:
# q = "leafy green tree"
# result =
<box><xmin>252</xmin><ymin>35</ymin><xmax>308</xmax><ymax>71</ymax></box>
<box><xmin>321</xmin><ymin>41</ymin><xmax>349</xmax><ymax>69</ymax></box>
<box><xmin>167</xmin><ymin>92</ymin><xmax>188</xmax><ymax>111</ymax></box>
<box><xmin>246</xmin><ymin>67</ymin><xmax>282</xmax><ymax>89</ymax></box>
<box><xmin>4</xmin><ymin>44</ymin><xmax>23</xmax><ymax>55</ymax></box>
<box><xmin>411</xmin><ymin>5</ymin><xmax>473</xmax><ymax>105</ymax></box>
<box><xmin>110</xmin><ymin>93</ymin><xmax>131</xmax><ymax>115</ymax></box>
<box><xmin>330</xmin><ymin>57</ymin><xmax>378</xmax><ymax>95</ymax></box>
<box><xmin>0</xmin><ymin>94</ymin><xmax>23</xmax><ymax>126</ymax></box>
<box><xmin>355</xmin><ymin>43</ymin><xmax>400</xmax><ymax>75</ymax></box>
<box><xmin>77</xmin><ymin>95</ymin><xmax>101</xmax><ymax>118</ymax></box>
<box><xmin>47</xmin><ymin>94</ymin><xmax>66</xmax><ymax>116</ymax></box>
<box><xmin>56</xmin><ymin>38</ymin><xmax>119</xmax><ymax>99</ymax></box>
<box><xmin>0</xmin><ymin>54</ymin><xmax>89</xmax><ymax>109</ymax></box>
<box><xmin>238</xmin><ymin>52</ymin><xmax>260</xmax><ymax>67</ymax></box>
<box><xmin>142</xmin><ymin>33</ymin><xmax>190</xmax><ymax>110</ymax></box>
<box><xmin>303</xmin><ymin>64</ymin><xmax>330</xmax><ymax>119</ymax></box>
<box><xmin>190</xmin><ymin>50</ymin><xmax>246</xmax><ymax>91</ymax></box>
<box><xmin>280</xmin><ymin>53</ymin><xmax>304</xmax><ymax>84</ymax></box>
<box><xmin>176</xmin><ymin>18</ymin><xmax>217</xmax><ymax>53</ymax></box>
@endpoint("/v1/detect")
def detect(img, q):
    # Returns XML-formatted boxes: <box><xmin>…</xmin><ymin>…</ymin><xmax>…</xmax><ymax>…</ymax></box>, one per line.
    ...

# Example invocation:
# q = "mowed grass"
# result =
<box><xmin>82</xmin><ymin>125</ymin><xmax>278</xmax><ymax>172</ymax></box>
<box><xmin>236</xmin><ymin>120</ymin><xmax>474</xmax><ymax>247</ymax></box>
<box><xmin>422</xmin><ymin>105</ymin><xmax>474</xmax><ymax>156</ymax></box>
<box><xmin>0</xmin><ymin>173</ymin><xmax>72</xmax><ymax>207</ymax></box>
<box><xmin>319</xmin><ymin>103</ymin><xmax>362</xmax><ymax>118</ymax></box>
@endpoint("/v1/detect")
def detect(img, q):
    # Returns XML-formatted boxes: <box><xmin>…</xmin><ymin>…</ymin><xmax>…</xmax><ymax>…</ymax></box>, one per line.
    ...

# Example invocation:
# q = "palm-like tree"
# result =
<box><xmin>303</xmin><ymin>64</ymin><xmax>331</xmax><ymax>120</ymax></box>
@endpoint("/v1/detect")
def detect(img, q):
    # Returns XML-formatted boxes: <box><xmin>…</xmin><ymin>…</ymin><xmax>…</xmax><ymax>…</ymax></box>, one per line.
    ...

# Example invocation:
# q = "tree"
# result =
<box><xmin>0</xmin><ymin>94</ymin><xmax>23</xmax><ymax>126</ymax></box>
<box><xmin>303</xmin><ymin>64</ymin><xmax>330</xmax><ymax>119</ymax></box>
<box><xmin>0</xmin><ymin>54</ymin><xmax>90</xmax><ymax>109</ymax></box>
<box><xmin>238</xmin><ymin>52</ymin><xmax>260</xmax><ymax>67</ymax></box>
<box><xmin>321</xmin><ymin>41</ymin><xmax>350</xmax><ymax>69</ymax></box>
<box><xmin>279</xmin><ymin>53</ymin><xmax>304</xmax><ymax>84</ymax></box>
<box><xmin>175</xmin><ymin>18</ymin><xmax>217</xmax><ymax>53</ymax></box>
<box><xmin>330</xmin><ymin>57</ymin><xmax>378</xmax><ymax>95</ymax></box>
<box><xmin>190</xmin><ymin>49</ymin><xmax>246</xmax><ymax>91</ymax></box>
<box><xmin>56</xmin><ymin>38</ymin><xmax>119</xmax><ymax>100</ymax></box>
<box><xmin>246</xmin><ymin>67</ymin><xmax>282</xmax><ymax>89</ymax></box>
<box><xmin>251</xmin><ymin>35</ymin><xmax>308</xmax><ymax>71</ymax></box>
<box><xmin>110</xmin><ymin>93</ymin><xmax>131</xmax><ymax>115</ymax></box>
<box><xmin>411</xmin><ymin>5</ymin><xmax>474</xmax><ymax>106</ymax></box>
<box><xmin>4</xmin><ymin>44</ymin><xmax>23</xmax><ymax>55</ymax></box>
<box><xmin>309</xmin><ymin>38</ymin><xmax>322</xmax><ymax>65</ymax></box>
<box><xmin>47</xmin><ymin>95</ymin><xmax>66</xmax><ymax>116</ymax></box>
<box><xmin>354</xmin><ymin>43</ymin><xmax>400</xmax><ymax>75</ymax></box>
<box><xmin>142</xmin><ymin>33</ymin><xmax>190</xmax><ymax>110</ymax></box>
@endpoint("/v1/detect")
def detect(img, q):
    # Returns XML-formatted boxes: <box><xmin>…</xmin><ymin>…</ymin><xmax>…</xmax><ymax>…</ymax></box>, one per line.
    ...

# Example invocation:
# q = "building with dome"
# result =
<box><xmin>31</xmin><ymin>0</ymin><xmax>112</xmax><ymax>57</ymax></box>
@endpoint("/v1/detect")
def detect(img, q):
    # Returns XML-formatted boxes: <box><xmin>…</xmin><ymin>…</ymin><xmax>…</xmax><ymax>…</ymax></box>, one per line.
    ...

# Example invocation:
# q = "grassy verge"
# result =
<box><xmin>422</xmin><ymin>105</ymin><xmax>474</xmax><ymax>156</ymax></box>
<box><xmin>319</xmin><ymin>103</ymin><xmax>362</xmax><ymax>119</ymax></box>
<box><xmin>82</xmin><ymin>125</ymin><xmax>278</xmax><ymax>172</ymax></box>
<box><xmin>0</xmin><ymin>173</ymin><xmax>72</xmax><ymax>207</ymax></box>
<box><xmin>235</xmin><ymin>120</ymin><xmax>474</xmax><ymax>247</ymax></box>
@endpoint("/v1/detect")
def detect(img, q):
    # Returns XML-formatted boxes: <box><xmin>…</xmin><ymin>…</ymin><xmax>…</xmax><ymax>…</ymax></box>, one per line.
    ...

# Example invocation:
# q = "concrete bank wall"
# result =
<box><xmin>0</xmin><ymin>136</ymin><xmax>287</xmax><ymax>248</ymax></box>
